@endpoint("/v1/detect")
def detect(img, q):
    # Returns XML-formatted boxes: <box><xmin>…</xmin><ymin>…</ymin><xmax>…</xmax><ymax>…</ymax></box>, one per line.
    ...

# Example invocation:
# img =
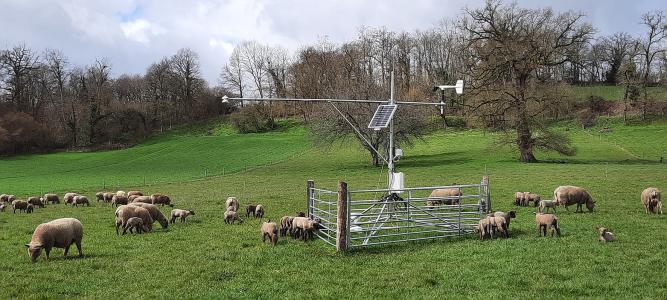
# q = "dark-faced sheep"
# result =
<box><xmin>427</xmin><ymin>188</ymin><xmax>462</xmax><ymax>206</ymax></box>
<box><xmin>261</xmin><ymin>221</ymin><xmax>279</xmax><ymax>246</ymax></box>
<box><xmin>115</xmin><ymin>205</ymin><xmax>154</xmax><ymax>235</ymax></box>
<box><xmin>170</xmin><ymin>209</ymin><xmax>195</xmax><ymax>224</ymax></box>
<box><xmin>73</xmin><ymin>195</ymin><xmax>90</xmax><ymax>207</ymax></box>
<box><xmin>112</xmin><ymin>195</ymin><xmax>129</xmax><ymax>207</ymax></box>
<box><xmin>12</xmin><ymin>200</ymin><xmax>28</xmax><ymax>213</ymax></box>
<box><xmin>150</xmin><ymin>193</ymin><xmax>172</xmax><ymax>207</ymax></box>
<box><xmin>554</xmin><ymin>186</ymin><xmax>595</xmax><ymax>213</ymax></box>
<box><xmin>44</xmin><ymin>193</ymin><xmax>60</xmax><ymax>204</ymax></box>
<box><xmin>255</xmin><ymin>204</ymin><xmax>265</xmax><ymax>218</ymax></box>
<box><xmin>245</xmin><ymin>204</ymin><xmax>257</xmax><ymax>218</ymax></box>
<box><xmin>123</xmin><ymin>217</ymin><xmax>149</xmax><ymax>234</ymax></box>
<box><xmin>491</xmin><ymin>211</ymin><xmax>517</xmax><ymax>230</ymax></box>
<box><xmin>224</xmin><ymin>210</ymin><xmax>244</xmax><ymax>224</ymax></box>
<box><xmin>536</xmin><ymin>213</ymin><xmax>561</xmax><ymax>237</ymax></box>
<box><xmin>95</xmin><ymin>192</ymin><xmax>105</xmax><ymax>202</ymax></box>
<box><xmin>290</xmin><ymin>217</ymin><xmax>320</xmax><ymax>241</ymax></box>
<box><xmin>26</xmin><ymin>218</ymin><xmax>83</xmax><ymax>263</ymax></box>
<box><xmin>225</xmin><ymin>197</ymin><xmax>239</xmax><ymax>212</ymax></box>
<box><xmin>486</xmin><ymin>216</ymin><xmax>509</xmax><ymax>238</ymax></box>
<box><xmin>524</xmin><ymin>193</ymin><xmax>541</xmax><ymax>207</ymax></box>
<box><xmin>28</xmin><ymin>196</ymin><xmax>45</xmax><ymax>208</ymax></box>
<box><xmin>641</xmin><ymin>188</ymin><xmax>662</xmax><ymax>214</ymax></box>
<box><xmin>597</xmin><ymin>227</ymin><xmax>615</xmax><ymax>242</ymax></box>
<box><xmin>280</xmin><ymin>216</ymin><xmax>294</xmax><ymax>237</ymax></box>
<box><xmin>128</xmin><ymin>203</ymin><xmax>169</xmax><ymax>231</ymax></box>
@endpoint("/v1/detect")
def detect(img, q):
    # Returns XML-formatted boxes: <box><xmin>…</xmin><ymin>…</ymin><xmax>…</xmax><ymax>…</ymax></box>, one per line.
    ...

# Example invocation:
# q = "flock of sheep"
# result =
<box><xmin>476</xmin><ymin>185</ymin><xmax>662</xmax><ymax>242</ymax></box>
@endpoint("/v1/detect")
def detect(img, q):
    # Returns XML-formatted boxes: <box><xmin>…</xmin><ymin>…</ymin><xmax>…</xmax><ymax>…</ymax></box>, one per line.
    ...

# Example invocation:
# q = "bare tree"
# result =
<box><xmin>220</xmin><ymin>48</ymin><xmax>246</xmax><ymax>104</ymax></box>
<box><xmin>637</xmin><ymin>11</ymin><xmax>667</xmax><ymax>119</ymax></box>
<box><xmin>171</xmin><ymin>48</ymin><xmax>204</xmax><ymax>116</ymax></box>
<box><xmin>0</xmin><ymin>45</ymin><xmax>39</xmax><ymax>112</ymax></box>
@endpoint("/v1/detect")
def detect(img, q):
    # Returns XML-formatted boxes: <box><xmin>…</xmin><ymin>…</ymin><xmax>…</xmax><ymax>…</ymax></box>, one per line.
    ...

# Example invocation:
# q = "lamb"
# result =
<box><xmin>25</xmin><ymin>218</ymin><xmax>83</xmax><ymax>263</ymax></box>
<box><xmin>427</xmin><ymin>188</ymin><xmax>462</xmax><ymax>206</ymax></box>
<box><xmin>491</xmin><ymin>211</ymin><xmax>517</xmax><ymax>230</ymax></box>
<box><xmin>290</xmin><ymin>217</ymin><xmax>321</xmax><ymax>241</ymax></box>
<box><xmin>477</xmin><ymin>217</ymin><xmax>492</xmax><ymax>240</ymax></box>
<box><xmin>486</xmin><ymin>216</ymin><xmax>509</xmax><ymax>238</ymax></box>
<box><xmin>514</xmin><ymin>192</ymin><xmax>525</xmax><ymax>206</ymax></box>
<box><xmin>538</xmin><ymin>199</ymin><xmax>559</xmax><ymax>213</ymax></box>
<box><xmin>260</xmin><ymin>221</ymin><xmax>279</xmax><ymax>246</ymax></box>
<box><xmin>64</xmin><ymin>193</ymin><xmax>78</xmax><ymax>205</ymax></box>
<box><xmin>12</xmin><ymin>200</ymin><xmax>28</xmax><ymax>213</ymax></box>
<box><xmin>641</xmin><ymin>187</ymin><xmax>662</xmax><ymax>214</ymax></box>
<box><xmin>73</xmin><ymin>195</ymin><xmax>90</xmax><ymax>207</ymax></box>
<box><xmin>524</xmin><ymin>192</ymin><xmax>540</xmax><ymax>207</ymax></box>
<box><xmin>170</xmin><ymin>209</ymin><xmax>195</xmax><ymax>224</ymax></box>
<box><xmin>103</xmin><ymin>192</ymin><xmax>114</xmax><ymax>203</ymax></box>
<box><xmin>123</xmin><ymin>217</ymin><xmax>149</xmax><ymax>234</ymax></box>
<box><xmin>224</xmin><ymin>210</ymin><xmax>244</xmax><ymax>224</ymax></box>
<box><xmin>597</xmin><ymin>227</ymin><xmax>615</xmax><ymax>242</ymax></box>
<box><xmin>95</xmin><ymin>192</ymin><xmax>105</xmax><ymax>202</ymax></box>
<box><xmin>26</xmin><ymin>204</ymin><xmax>34</xmax><ymax>213</ymax></box>
<box><xmin>280</xmin><ymin>216</ymin><xmax>295</xmax><ymax>237</ymax></box>
<box><xmin>127</xmin><ymin>191</ymin><xmax>143</xmax><ymax>197</ymax></box>
<box><xmin>112</xmin><ymin>195</ymin><xmax>129</xmax><ymax>207</ymax></box>
<box><xmin>225</xmin><ymin>197</ymin><xmax>239</xmax><ymax>212</ymax></box>
<box><xmin>115</xmin><ymin>205</ymin><xmax>154</xmax><ymax>235</ymax></box>
<box><xmin>554</xmin><ymin>186</ymin><xmax>595</xmax><ymax>213</ymax></box>
<box><xmin>150</xmin><ymin>193</ymin><xmax>173</xmax><ymax>207</ymax></box>
<box><xmin>44</xmin><ymin>193</ymin><xmax>60</xmax><ymax>204</ymax></box>
<box><xmin>535</xmin><ymin>213</ymin><xmax>561</xmax><ymax>237</ymax></box>
<box><xmin>131</xmin><ymin>195</ymin><xmax>152</xmax><ymax>204</ymax></box>
<box><xmin>27</xmin><ymin>196</ymin><xmax>45</xmax><ymax>208</ymax></box>
<box><xmin>255</xmin><ymin>204</ymin><xmax>265</xmax><ymax>218</ymax></box>
<box><xmin>245</xmin><ymin>204</ymin><xmax>257</xmax><ymax>218</ymax></box>
<box><xmin>128</xmin><ymin>202</ymin><xmax>170</xmax><ymax>230</ymax></box>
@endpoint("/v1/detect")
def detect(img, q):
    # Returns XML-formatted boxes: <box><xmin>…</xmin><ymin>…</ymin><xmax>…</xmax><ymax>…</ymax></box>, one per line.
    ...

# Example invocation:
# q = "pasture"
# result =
<box><xmin>0</xmin><ymin>118</ymin><xmax>666</xmax><ymax>298</ymax></box>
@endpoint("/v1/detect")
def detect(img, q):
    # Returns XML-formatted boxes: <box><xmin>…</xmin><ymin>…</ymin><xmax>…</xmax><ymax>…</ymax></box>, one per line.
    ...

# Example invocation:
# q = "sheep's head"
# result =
<box><xmin>508</xmin><ymin>210</ymin><xmax>517</xmax><ymax>218</ymax></box>
<box><xmin>597</xmin><ymin>227</ymin><xmax>608</xmax><ymax>235</ymax></box>
<box><xmin>189</xmin><ymin>210</ymin><xmax>195</xmax><ymax>215</ymax></box>
<box><xmin>159</xmin><ymin>219</ymin><xmax>169</xmax><ymax>230</ymax></box>
<box><xmin>586</xmin><ymin>200</ymin><xmax>596</xmax><ymax>212</ymax></box>
<box><xmin>297</xmin><ymin>211</ymin><xmax>306</xmax><ymax>217</ymax></box>
<box><xmin>25</xmin><ymin>244</ymin><xmax>42</xmax><ymax>263</ymax></box>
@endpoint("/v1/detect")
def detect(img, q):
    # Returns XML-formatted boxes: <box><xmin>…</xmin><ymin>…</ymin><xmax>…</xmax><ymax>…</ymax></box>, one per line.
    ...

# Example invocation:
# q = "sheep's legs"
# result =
<box><xmin>75</xmin><ymin>241</ymin><xmax>83</xmax><ymax>257</ymax></box>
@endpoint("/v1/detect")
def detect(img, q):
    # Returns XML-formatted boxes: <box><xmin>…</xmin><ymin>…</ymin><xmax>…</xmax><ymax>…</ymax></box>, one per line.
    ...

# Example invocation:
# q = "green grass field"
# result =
<box><xmin>1</xmin><ymin>118</ymin><xmax>666</xmax><ymax>298</ymax></box>
<box><xmin>573</xmin><ymin>85</ymin><xmax>667</xmax><ymax>101</ymax></box>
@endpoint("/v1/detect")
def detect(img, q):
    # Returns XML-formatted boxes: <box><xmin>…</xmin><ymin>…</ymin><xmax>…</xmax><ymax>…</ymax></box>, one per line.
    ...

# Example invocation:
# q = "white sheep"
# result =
<box><xmin>224</xmin><ymin>210</ymin><xmax>244</xmax><ymax>224</ymax></box>
<box><xmin>73</xmin><ymin>195</ymin><xmax>90</xmax><ymax>207</ymax></box>
<box><xmin>25</xmin><ymin>218</ymin><xmax>83</xmax><ymax>263</ymax></box>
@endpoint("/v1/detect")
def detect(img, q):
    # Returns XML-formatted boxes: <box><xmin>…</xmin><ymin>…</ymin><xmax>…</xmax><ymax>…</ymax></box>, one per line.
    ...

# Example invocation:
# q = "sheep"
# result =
<box><xmin>290</xmin><ymin>217</ymin><xmax>321</xmax><ymax>241</ymax></box>
<box><xmin>44</xmin><ymin>193</ymin><xmax>60</xmax><ymax>204</ymax></box>
<box><xmin>597</xmin><ymin>227</ymin><xmax>615</xmax><ymax>242</ymax></box>
<box><xmin>260</xmin><ymin>221</ymin><xmax>279</xmax><ymax>246</ymax></box>
<box><xmin>245</xmin><ymin>204</ymin><xmax>257</xmax><ymax>218</ymax></box>
<box><xmin>224</xmin><ymin>210</ymin><xmax>244</xmax><ymax>224</ymax></box>
<box><xmin>641</xmin><ymin>187</ymin><xmax>662</xmax><ymax>214</ymax></box>
<box><xmin>255</xmin><ymin>204</ymin><xmax>265</xmax><ymax>218</ymax></box>
<box><xmin>488</xmin><ymin>216</ymin><xmax>508</xmax><ymax>238</ymax></box>
<box><xmin>491</xmin><ymin>210</ymin><xmax>517</xmax><ymax>230</ymax></box>
<box><xmin>27</xmin><ymin>196</ymin><xmax>45</xmax><ymax>208</ymax></box>
<box><xmin>73</xmin><ymin>195</ymin><xmax>90</xmax><ymax>207</ymax></box>
<box><xmin>131</xmin><ymin>195</ymin><xmax>152</xmax><ymax>204</ymax></box>
<box><xmin>170</xmin><ymin>209</ymin><xmax>195</xmax><ymax>224</ymax></box>
<box><xmin>123</xmin><ymin>217</ymin><xmax>149</xmax><ymax>234</ymax></box>
<box><xmin>514</xmin><ymin>192</ymin><xmax>525</xmax><ymax>206</ymax></box>
<box><xmin>0</xmin><ymin>194</ymin><xmax>7</xmax><ymax>203</ymax></box>
<box><xmin>128</xmin><ymin>202</ymin><xmax>170</xmax><ymax>230</ymax></box>
<box><xmin>477</xmin><ymin>217</ymin><xmax>492</xmax><ymax>240</ymax></box>
<box><xmin>538</xmin><ymin>199</ymin><xmax>559</xmax><ymax>213</ymax></box>
<box><xmin>95</xmin><ymin>192</ymin><xmax>105</xmax><ymax>202</ymax></box>
<box><xmin>523</xmin><ymin>192</ymin><xmax>540</xmax><ymax>207</ymax></box>
<box><xmin>116</xmin><ymin>191</ymin><xmax>127</xmax><ymax>198</ymax></box>
<box><xmin>225</xmin><ymin>197</ymin><xmax>239</xmax><ymax>212</ymax></box>
<box><xmin>127</xmin><ymin>191</ymin><xmax>143</xmax><ymax>197</ymax></box>
<box><xmin>25</xmin><ymin>218</ymin><xmax>83</xmax><ymax>263</ymax></box>
<box><xmin>0</xmin><ymin>203</ymin><xmax>5</xmax><ymax>212</ymax></box>
<box><xmin>103</xmin><ymin>192</ymin><xmax>114</xmax><ymax>203</ymax></box>
<box><xmin>535</xmin><ymin>213</ymin><xmax>561</xmax><ymax>237</ymax></box>
<box><xmin>26</xmin><ymin>204</ymin><xmax>34</xmax><ymax>214</ymax></box>
<box><xmin>12</xmin><ymin>200</ymin><xmax>28</xmax><ymax>213</ymax></box>
<box><xmin>150</xmin><ymin>193</ymin><xmax>172</xmax><ymax>207</ymax></box>
<box><xmin>554</xmin><ymin>186</ymin><xmax>595</xmax><ymax>213</ymax></box>
<box><xmin>112</xmin><ymin>195</ymin><xmax>129</xmax><ymax>207</ymax></box>
<box><xmin>64</xmin><ymin>193</ymin><xmax>78</xmax><ymax>205</ymax></box>
<box><xmin>115</xmin><ymin>205</ymin><xmax>154</xmax><ymax>235</ymax></box>
<box><xmin>427</xmin><ymin>188</ymin><xmax>462</xmax><ymax>206</ymax></box>
<box><xmin>280</xmin><ymin>216</ymin><xmax>295</xmax><ymax>237</ymax></box>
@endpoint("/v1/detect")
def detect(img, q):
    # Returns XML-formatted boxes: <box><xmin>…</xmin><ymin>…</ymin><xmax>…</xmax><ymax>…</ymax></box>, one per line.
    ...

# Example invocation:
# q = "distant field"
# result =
<box><xmin>0</xmin><ymin>118</ymin><xmax>666</xmax><ymax>298</ymax></box>
<box><xmin>573</xmin><ymin>85</ymin><xmax>667</xmax><ymax>101</ymax></box>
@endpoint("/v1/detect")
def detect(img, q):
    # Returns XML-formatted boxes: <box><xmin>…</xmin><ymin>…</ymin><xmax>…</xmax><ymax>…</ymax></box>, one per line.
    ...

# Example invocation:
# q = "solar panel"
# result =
<box><xmin>368</xmin><ymin>104</ymin><xmax>397</xmax><ymax>130</ymax></box>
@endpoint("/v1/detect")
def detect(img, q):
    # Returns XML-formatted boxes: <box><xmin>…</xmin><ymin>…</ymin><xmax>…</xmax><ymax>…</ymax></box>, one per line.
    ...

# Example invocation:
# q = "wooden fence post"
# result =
<box><xmin>307</xmin><ymin>180</ymin><xmax>314</xmax><ymax>217</ymax></box>
<box><xmin>482</xmin><ymin>176</ymin><xmax>490</xmax><ymax>213</ymax></box>
<box><xmin>336</xmin><ymin>181</ymin><xmax>348</xmax><ymax>252</ymax></box>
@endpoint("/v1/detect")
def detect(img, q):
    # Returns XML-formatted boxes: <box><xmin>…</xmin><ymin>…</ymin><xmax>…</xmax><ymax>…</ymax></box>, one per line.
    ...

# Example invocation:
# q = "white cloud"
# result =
<box><xmin>121</xmin><ymin>19</ymin><xmax>166</xmax><ymax>44</ymax></box>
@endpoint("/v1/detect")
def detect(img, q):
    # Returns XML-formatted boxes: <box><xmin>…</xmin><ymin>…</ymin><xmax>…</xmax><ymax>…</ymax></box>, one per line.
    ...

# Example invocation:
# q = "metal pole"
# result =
<box><xmin>388</xmin><ymin>71</ymin><xmax>395</xmax><ymax>187</ymax></box>
<box><xmin>307</xmin><ymin>180</ymin><xmax>315</xmax><ymax>218</ymax></box>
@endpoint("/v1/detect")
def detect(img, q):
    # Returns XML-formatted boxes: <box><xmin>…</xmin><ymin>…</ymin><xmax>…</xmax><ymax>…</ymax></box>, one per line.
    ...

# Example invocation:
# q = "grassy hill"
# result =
<box><xmin>0</xmin><ymin>118</ymin><xmax>666</xmax><ymax>298</ymax></box>
<box><xmin>573</xmin><ymin>85</ymin><xmax>667</xmax><ymax>101</ymax></box>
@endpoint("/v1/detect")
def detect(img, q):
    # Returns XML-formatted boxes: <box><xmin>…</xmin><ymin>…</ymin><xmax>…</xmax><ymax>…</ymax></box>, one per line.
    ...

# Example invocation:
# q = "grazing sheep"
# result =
<box><xmin>535</xmin><ymin>213</ymin><xmax>561</xmax><ymax>237</ymax></box>
<box><xmin>12</xmin><ymin>200</ymin><xmax>28</xmax><ymax>213</ymax></box>
<box><xmin>260</xmin><ymin>221</ymin><xmax>279</xmax><ymax>246</ymax></box>
<box><xmin>26</xmin><ymin>204</ymin><xmax>34</xmax><ymax>213</ymax></box>
<box><xmin>523</xmin><ymin>193</ymin><xmax>540</xmax><ymax>207</ymax></box>
<box><xmin>641</xmin><ymin>187</ymin><xmax>662</xmax><ymax>214</ymax></box>
<box><xmin>597</xmin><ymin>227</ymin><xmax>615</xmax><ymax>242</ymax></box>
<box><xmin>554</xmin><ymin>186</ymin><xmax>595</xmax><ymax>213</ymax></box>
<box><xmin>170</xmin><ymin>209</ymin><xmax>195</xmax><ymax>224</ymax></box>
<box><xmin>7</xmin><ymin>195</ymin><xmax>17</xmax><ymax>203</ymax></box>
<box><xmin>123</xmin><ymin>217</ymin><xmax>149</xmax><ymax>234</ymax></box>
<box><xmin>44</xmin><ymin>193</ymin><xmax>59</xmax><ymax>204</ymax></box>
<box><xmin>115</xmin><ymin>205</ymin><xmax>154</xmax><ymax>235</ymax></box>
<box><xmin>103</xmin><ymin>192</ymin><xmax>114</xmax><ymax>203</ymax></box>
<box><xmin>245</xmin><ymin>204</ymin><xmax>257</xmax><ymax>218</ymax></box>
<box><xmin>128</xmin><ymin>203</ymin><xmax>170</xmax><ymax>230</ymax></box>
<box><xmin>514</xmin><ymin>192</ymin><xmax>525</xmax><ymax>206</ymax></box>
<box><xmin>491</xmin><ymin>211</ymin><xmax>517</xmax><ymax>230</ymax></box>
<box><xmin>290</xmin><ymin>217</ymin><xmax>321</xmax><ymax>241</ymax></box>
<box><xmin>0</xmin><ymin>203</ymin><xmax>5</xmax><ymax>212</ymax></box>
<box><xmin>427</xmin><ymin>188</ymin><xmax>462</xmax><ymax>206</ymax></box>
<box><xmin>131</xmin><ymin>195</ymin><xmax>152</xmax><ymax>204</ymax></box>
<box><xmin>25</xmin><ymin>218</ymin><xmax>83</xmax><ymax>263</ymax></box>
<box><xmin>255</xmin><ymin>204</ymin><xmax>265</xmax><ymax>218</ymax></box>
<box><xmin>127</xmin><ymin>191</ymin><xmax>143</xmax><ymax>197</ymax></box>
<box><xmin>224</xmin><ymin>210</ymin><xmax>244</xmax><ymax>224</ymax></box>
<box><xmin>73</xmin><ymin>195</ymin><xmax>90</xmax><ymax>207</ymax></box>
<box><xmin>538</xmin><ymin>199</ymin><xmax>559</xmax><ymax>213</ymax></box>
<box><xmin>64</xmin><ymin>193</ymin><xmax>78</xmax><ymax>205</ymax></box>
<box><xmin>27</xmin><ymin>196</ymin><xmax>45</xmax><ymax>208</ymax></box>
<box><xmin>95</xmin><ymin>192</ymin><xmax>105</xmax><ymax>202</ymax></box>
<box><xmin>225</xmin><ymin>197</ymin><xmax>239</xmax><ymax>212</ymax></box>
<box><xmin>150</xmin><ymin>193</ymin><xmax>172</xmax><ymax>207</ymax></box>
<box><xmin>112</xmin><ymin>195</ymin><xmax>129</xmax><ymax>207</ymax></box>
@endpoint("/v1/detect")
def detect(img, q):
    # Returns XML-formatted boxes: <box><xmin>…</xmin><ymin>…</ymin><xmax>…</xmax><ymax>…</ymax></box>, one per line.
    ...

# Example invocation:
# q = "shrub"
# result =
<box><xmin>230</xmin><ymin>104</ymin><xmax>276</xmax><ymax>133</ymax></box>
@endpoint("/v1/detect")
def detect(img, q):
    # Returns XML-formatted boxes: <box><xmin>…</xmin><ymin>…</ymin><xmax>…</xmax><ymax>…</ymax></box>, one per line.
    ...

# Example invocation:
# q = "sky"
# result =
<box><xmin>1</xmin><ymin>0</ymin><xmax>664</xmax><ymax>83</ymax></box>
